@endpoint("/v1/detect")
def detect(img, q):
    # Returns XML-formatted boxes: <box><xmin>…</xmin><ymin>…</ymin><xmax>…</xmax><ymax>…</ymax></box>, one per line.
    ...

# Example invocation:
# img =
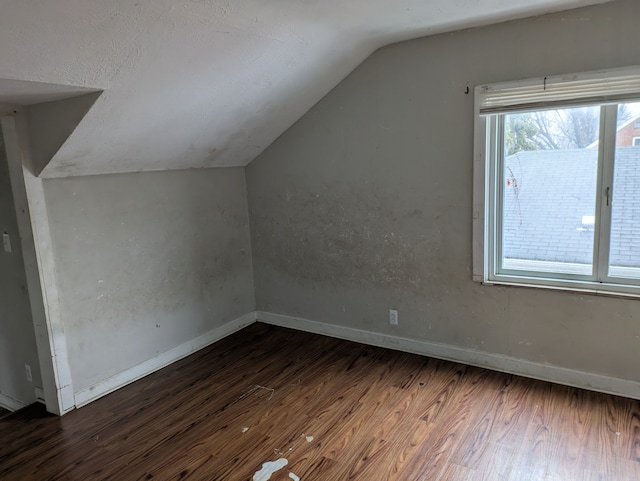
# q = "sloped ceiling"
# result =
<box><xmin>0</xmin><ymin>0</ymin><xmax>610</xmax><ymax>178</ymax></box>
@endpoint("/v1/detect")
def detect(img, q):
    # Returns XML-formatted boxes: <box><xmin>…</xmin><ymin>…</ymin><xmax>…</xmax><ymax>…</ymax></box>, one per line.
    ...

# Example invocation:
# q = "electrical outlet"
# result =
<box><xmin>389</xmin><ymin>309</ymin><xmax>398</xmax><ymax>325</ymax></box>
<box><xmin>25</xmin><ymin>364</ymin><xmax>32</xmax><ymax>382</ymax></box>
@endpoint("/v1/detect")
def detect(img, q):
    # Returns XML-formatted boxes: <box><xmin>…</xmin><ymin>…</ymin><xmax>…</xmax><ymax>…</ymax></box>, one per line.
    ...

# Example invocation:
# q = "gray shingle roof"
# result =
<box><xmin>503</xmin><ymin>147</ymin><xmax>640</xmax><ymax>268</ymax></box>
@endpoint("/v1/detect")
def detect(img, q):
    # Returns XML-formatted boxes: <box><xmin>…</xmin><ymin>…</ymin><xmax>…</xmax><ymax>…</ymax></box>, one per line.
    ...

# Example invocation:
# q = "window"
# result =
<box><xmin>473</xmin><ymin>67</ymin><xmax>640</xmax><ymax>296</ymax></box>
<box><xmin>633</xmin><ymin>136</ymin><xmax>640</xmax><ymax>146</ymax></box>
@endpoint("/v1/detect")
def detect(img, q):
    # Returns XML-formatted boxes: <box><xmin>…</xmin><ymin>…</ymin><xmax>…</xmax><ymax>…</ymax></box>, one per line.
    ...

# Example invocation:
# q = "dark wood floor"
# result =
<box><xmin>1</xmin><ymin>323</ymin><xmax>639</xmax><ymax>480</ymax></box>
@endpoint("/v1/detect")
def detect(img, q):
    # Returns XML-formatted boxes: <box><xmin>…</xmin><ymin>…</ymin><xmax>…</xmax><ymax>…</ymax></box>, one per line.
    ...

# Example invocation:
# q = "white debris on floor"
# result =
<box><xmin>253</xmin><ymin>458</ymin><xmax>288</xmax><ymax>481</ymax></box>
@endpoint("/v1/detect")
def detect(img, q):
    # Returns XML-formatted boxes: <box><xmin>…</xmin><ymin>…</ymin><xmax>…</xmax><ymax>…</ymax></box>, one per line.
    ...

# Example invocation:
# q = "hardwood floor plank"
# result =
<box><xmin>471</xmin><ymin>443</ymin><xmax>519</xmax><ymax>481</ymax></box>
<box><xmin>439</xmin><ymin>462</ymin><xmax>475</xmax><ymax>480</ymax></box>
<box><xmin>1</xmin><ymin>323</ymin><xmax>639</xmax><ymax>481</ymax></box>
<box><xmin>511</xmin><ymin>421</ymin><xmax>554</xmax><ymax>481</ymax></box>
<box><xmin>619</xmin><ymin>396</ymin><xmax>640</xmax><ymax>462</ymax></box>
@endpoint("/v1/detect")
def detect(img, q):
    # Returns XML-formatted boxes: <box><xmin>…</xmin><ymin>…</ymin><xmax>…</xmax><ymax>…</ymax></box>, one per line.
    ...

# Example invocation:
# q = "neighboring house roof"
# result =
<box><xmin>503</xmin><ymin>147</ymin><xmax>640</xmax><ymax>268</ymax></box>
<box><xmin>615</xmin><ymin>115</ymin><xmax>640</xmax><ymax>132</ymax></box>
<box><xmin>587</xmin><ymin>115</ymin><xmax>640</xmax><ymax>148</ymax></box>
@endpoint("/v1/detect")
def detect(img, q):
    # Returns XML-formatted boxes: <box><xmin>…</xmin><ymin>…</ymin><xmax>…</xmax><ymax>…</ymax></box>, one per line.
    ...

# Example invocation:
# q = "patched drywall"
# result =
<box><xmin>0</xmin><ymin>128</ymin><xmax>42</xmax><ymax>407</ymax></box>
<box><xmin>0</xmin><ymin>0</ymin><xmax>609</xmax><ymax>177</ymax></box>
<box><xmin>43</xmin><ymin>168</ymin><xmax>254</xmax><ymax>393</ymax></box>
<box><xmin>247</xmin><ymin>0</ymin><xmax>640</xmax><ymax>384</ymax></box>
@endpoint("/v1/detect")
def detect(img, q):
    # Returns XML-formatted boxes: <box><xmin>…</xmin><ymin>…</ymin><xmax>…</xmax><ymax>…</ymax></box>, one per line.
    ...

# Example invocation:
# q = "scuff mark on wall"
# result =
<box><xmin>251</xmin><ymin>181</ymin><xmax>435</xmax><ymax>296</ymax></box>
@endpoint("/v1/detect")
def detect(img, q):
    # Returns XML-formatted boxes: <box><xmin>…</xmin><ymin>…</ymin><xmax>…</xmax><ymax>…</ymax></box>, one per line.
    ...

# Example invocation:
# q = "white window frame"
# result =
<box><xmin>473</xmin><ymin>66</ymin><xmax>640</xmax><ymax>297</ymax></box>
<box><xmin>633</xmin><ymin>136</ymin><xmax>640</xmax><ymax>146</ymax></box>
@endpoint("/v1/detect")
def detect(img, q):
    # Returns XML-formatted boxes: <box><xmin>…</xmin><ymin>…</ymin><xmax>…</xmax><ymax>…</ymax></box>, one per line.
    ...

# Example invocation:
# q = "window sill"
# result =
<box><xmin>483</xmin><ymin>274</ymin><xmax>640</xmax><ymax>300</ymax></box>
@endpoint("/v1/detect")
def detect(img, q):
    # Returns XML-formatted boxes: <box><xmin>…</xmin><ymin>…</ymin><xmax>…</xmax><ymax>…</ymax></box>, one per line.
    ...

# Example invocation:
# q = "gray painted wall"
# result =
<box><xmin>43</xmin><ymin>168</ymin><xmax>254</xmax><ymax>393</ymax></box>
<box><xmin>246</xmin><ymin>0</ymin><xmax>640</xmax><ymax>383</ymax></box>
<box><xmin>0</xmin><ymin>128</ymin><xmax>42</xmax><ymax>407</ymax></box>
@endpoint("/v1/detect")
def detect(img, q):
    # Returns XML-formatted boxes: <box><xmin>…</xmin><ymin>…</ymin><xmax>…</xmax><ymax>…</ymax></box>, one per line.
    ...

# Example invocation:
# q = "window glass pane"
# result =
<box><xmin>608</xmin><ymin>102</ymin><xmax>640</xmax><ymax>279</ymax></box>
<box><xmin>501</xmin><ymin>107</ymin><xmax>600</xmax><ymax>275</ymax></box>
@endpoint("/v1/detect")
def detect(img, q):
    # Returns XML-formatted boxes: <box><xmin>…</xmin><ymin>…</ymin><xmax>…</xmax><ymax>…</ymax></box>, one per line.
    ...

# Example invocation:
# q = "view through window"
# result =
<box><xmin>493</xmin><ymin>100</ymin><xmax>640</xmax><ymax>289</ymax></box>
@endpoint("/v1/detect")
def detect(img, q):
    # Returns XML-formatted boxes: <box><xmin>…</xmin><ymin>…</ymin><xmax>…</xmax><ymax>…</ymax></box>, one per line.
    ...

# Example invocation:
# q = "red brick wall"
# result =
<box><xmin>616</xmin><ymin>118</ymin><xmax>640</xmax><ymax>146</ymax></box>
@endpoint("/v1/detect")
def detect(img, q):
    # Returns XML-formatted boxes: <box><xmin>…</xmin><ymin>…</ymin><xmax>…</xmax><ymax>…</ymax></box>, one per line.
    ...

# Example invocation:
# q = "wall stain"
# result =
<box><xmin>252</xmin><ymin>182</ymin><xmax>442</xmax><ymax>296</ymax></box>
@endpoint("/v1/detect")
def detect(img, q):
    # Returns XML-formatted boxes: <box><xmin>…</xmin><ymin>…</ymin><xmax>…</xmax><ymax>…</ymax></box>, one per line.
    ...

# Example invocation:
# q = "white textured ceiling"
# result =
<box><xmin>0</xmin><ymin>0</ymin><xmax>609</xmax><ymax>177</ymax></box>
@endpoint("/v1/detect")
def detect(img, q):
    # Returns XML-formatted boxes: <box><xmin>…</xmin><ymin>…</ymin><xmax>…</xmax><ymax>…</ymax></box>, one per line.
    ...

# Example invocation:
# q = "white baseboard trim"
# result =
<box><xmin>69</xmin><ymin>309</ymin><xmax>640</xmax><ymax>409</ymax></box>
<box><xmin>74</xmin><ymin>312</ymin><xmax>257</xmax><ymax>408</ymax></box>
<box><xmin>0</xmin><ymin>393</ymin><xmax>27</xmax><ymax>412</ymax></box>
<box><xmin>257</xmin><ymin>311</ymin><xmax>640</xmax><ymax>401</ymax></box>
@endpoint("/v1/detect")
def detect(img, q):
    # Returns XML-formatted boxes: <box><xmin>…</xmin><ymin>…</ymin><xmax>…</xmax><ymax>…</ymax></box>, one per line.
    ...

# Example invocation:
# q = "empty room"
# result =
<box><xmin>1</xmin><ymin>0</ymin><xmax>639</xmax><ymax>479</ymax></box>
